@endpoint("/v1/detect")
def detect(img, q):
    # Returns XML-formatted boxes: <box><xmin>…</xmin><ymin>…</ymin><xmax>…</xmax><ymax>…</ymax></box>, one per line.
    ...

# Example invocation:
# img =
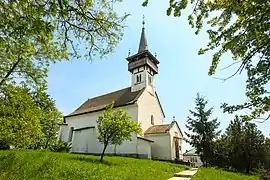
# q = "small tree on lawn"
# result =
<box><xmin>97</xmin><ymin>102</ymin><xmax>142</xmax><ymax>162</ymax></box>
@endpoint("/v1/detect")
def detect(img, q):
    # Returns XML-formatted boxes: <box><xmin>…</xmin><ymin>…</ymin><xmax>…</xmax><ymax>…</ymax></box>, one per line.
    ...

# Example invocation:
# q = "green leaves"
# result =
<box><xmin>146</xmin><ymin>0</ymin><xmax>270</xmax><ymax>121</ymax></box>
<box><xmin>212</xmin><ymin>116</ymin><xmax>266</xmax><ymax>173</ymax></box>
<box><xmin>0</xmin><ymin>85</ymin><xmax>62</xmax><ymax>149</ymax></box>
<box><xmin>185</xmin><ymin>93</ymin><xmax>220</xmax><ymax>167</ymax></box>
<box><xmin>97</xmin><ymin>102</ymin><xmax>142</xmax><ymax>146</ymax></box>
<box><xmin>0</xmin><ymin>0</ymin><xmax>127</xmax><ymax>92</ymax></box>
<box><xmin>96</xmin><ymin>102</ymin><xmax>142</xmax><ymax>161</ymax></box>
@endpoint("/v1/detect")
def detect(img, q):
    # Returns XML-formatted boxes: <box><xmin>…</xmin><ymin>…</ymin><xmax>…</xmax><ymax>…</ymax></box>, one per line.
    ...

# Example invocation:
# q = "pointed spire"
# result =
<box><xmin>138</xmin><ymin>15</ymin><xmax>148</xmax><ymax>53</ymax></box>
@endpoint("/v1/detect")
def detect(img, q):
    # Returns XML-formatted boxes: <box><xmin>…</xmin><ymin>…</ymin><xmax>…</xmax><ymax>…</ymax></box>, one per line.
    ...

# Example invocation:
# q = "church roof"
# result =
<box><xmin>144</xmin><ymin>124</ymin><xmax>171</xmax><ymax>135</ymax></box>
<box><xmin>65</xmin><ymin>87</ymin><xmax>145</xmax><ymax>118</ymax></box>
<box><xmin>144</xmin><ymin>121</ymin><xmax>183</xmax><ymax>136</ymax></box>
<box><xmin>138</xmin><ymin>27</ymin><xmax>148</xmax><ymax>53</ymax></box>
<box><xmin>183</xmin><ymin>148</ymin><xmax>198</xmax><ymax>156</ymax></box>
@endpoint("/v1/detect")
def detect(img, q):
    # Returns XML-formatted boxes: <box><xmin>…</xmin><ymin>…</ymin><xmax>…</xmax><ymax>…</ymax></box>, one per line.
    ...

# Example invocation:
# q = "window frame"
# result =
<box><xmin>151</xmin><ymin>115</ymin><xmax>154</xmax><ymax>125</ymax></box>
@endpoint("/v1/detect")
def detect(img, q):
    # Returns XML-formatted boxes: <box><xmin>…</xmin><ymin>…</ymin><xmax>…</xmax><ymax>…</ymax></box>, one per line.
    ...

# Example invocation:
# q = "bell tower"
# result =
<box><xmin>126</xmin><ymin>17</ymin><xmax>160</xmax><ymax>94</ymax></box>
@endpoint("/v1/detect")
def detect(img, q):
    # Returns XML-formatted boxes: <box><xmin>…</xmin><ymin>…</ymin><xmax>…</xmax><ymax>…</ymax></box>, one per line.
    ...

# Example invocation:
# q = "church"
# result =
<box><xmin>58</xmin><ymin>21</ymin><xmax>184</xmax><ymax>161</ymax></box>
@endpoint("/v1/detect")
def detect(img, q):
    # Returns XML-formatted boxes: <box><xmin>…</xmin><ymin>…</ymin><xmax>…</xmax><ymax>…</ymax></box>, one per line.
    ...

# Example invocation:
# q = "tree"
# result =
<box><xmin>0</xmin><ymin>85</ymin><xmax>44</xmax><ymax>148</ymax></box>
<box><xmin>0</xmin><ymin>85</ymin><xmax>62</xmax><ymax>149</ymax></box>
<box><xmin>185</xmin><ymin>93</ymin><xmax>221</xmax><ymax>167</ymax></box>
<box><xmin>143</xmin><ymin>0</ymin><xmax>270</xmax><ymax>121</ymax></box>
<box><xmin>96</xmin><ymin>102</ymin><xmax>142</xmax><ymax>162</ymax></box>
<box><xmin>0</xmin><ymin>0</ymin><xmax>127</xmax><ymax>91</ymax></box>
<box><xmin>242</xmin><ymin>122</ymin><xmax>265</xmax><ymax>173</ymax></box>
<box><xmin>212</xmin><ymin>115</ymin><xmax>265</xmax><ymax>173</ymax></box>
<box><xmin>33</xmin><ymin>91</ymin><xmax>63</xmax><ymax>149</ymax></box>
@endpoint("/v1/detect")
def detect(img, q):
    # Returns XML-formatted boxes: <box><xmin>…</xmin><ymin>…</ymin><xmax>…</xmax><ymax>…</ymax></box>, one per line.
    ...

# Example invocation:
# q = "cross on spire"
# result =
<box><xmin>142</xmin><ymin>15</ymin><xmax>145</xmax><ymax>28</ymax></box>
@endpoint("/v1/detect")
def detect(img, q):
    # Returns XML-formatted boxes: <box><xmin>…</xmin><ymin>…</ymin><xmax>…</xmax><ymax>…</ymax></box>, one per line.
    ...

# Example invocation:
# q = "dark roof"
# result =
<box><xmin>183</xmin><ymin>148</ymin><xmax>198</xmax><ymax>156</ymax></box>
<box><xmin>138</xmin><ymin>27</ymin><xmax>148</xmax><ymax>53</ymax></box>
<box><xmin>144</xmin><ymin>121</ymin><xmax>183</xmax><ymax>136</ymax></box>
<box><xmin>137</xmin><ymin>136</ymin><xmax>154</xmax><ymax>143</ymax></box>
<box><xmin>144</xmin><ymin>124</ymin><xmax>171</xmax><ymax>135</ymax></box>
<box><xmin>65</xmin><ymin>87</ymin><xmax>144</xmax><ymax>118</ymax></box>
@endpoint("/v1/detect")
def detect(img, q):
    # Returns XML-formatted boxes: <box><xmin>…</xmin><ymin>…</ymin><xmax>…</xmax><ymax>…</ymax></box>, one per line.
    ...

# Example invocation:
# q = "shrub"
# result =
<box><xmin>259</xmin><ymin>168</ymin><xmax>270</xmax><ymax>180</ymax></box>
<box><xmin>0</xmin><ymin>140</ymin><xmax>10</xmax><ymax>150</ymax></box>
<box><xmin>49</xmin><ymin>141</ymin><xmax>71</xmax><ymax>152</ymax></box>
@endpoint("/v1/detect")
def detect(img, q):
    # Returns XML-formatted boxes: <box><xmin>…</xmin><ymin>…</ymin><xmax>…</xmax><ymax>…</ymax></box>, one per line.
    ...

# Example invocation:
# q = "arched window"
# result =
<box><xmin>151</xmin><ymin>115</ymin><xmax>154</xmax><ymax>125</ymax></box>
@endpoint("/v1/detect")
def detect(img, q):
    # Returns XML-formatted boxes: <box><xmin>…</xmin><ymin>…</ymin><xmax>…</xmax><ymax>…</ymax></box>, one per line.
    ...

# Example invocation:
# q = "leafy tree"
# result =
<box><xmin>143</xmin><ymin>0</ymin><xmax>270</xmax><ymax>121</ymax></box>
<box><xmin>242</xmin><ymin>121</ymin><xmax>265</xmax><ymax>173</ymax></box>
<box><xmin>0</xmin><ymin>85</ymin><xmax>62</xmax><ymax>149</ymax></box>
<box><xmin>185</xmin><ymin>93</ymin><xmax>221</xmax><ymax>167</ymax></box>
<box><xmin>96</xmin><ymin>102</ymin><xmax>142</xmax><ymax>162</ymax></box>
<box><xmin>212</xmin><ymin>115</ymin><xmax>265</xmax><ymax>173</ymax></box>
<box><xmin>33</xmin><ymin>91</ymin><xmax>63</xmax><ymax>149</ymax></box>
<box><xmin>0</xmin><ymin>0</ymin><xmax>127</xmax><ymax>91</ymax></box>
<box><xmin>0</xmin><ymin>85</ymin><xmax>44</xmax><ymax>148</ymax></box>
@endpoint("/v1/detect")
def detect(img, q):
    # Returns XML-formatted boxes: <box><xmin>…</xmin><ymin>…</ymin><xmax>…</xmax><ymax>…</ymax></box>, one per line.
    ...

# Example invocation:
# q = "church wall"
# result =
<box><xmin>144</xmin><ymin>133</ymin><xmax>171</xmax><ymax>160</ymax></box>
<box><xmin>169</xmin><ymin>123</ymin><xmax>183</xmax><ymax>160</ymax></box>
<box><xmin>63</xmin><ymin>104</ymin><xmax>139</xmax><ymax>154</ymax></box>
<box><xmin>137</xmin><ymin>90</ymin><xmax>164</xmax><ymax>133</ymax></box>
<box><xmin>137</xmin><ymin>138</ymin><xmax>152</xmax><ymax>159</ymax></box>
<box><xmin>58</xmin><ymin>125</ymin><xmax>69</xmax><ymax>142</ymax></box>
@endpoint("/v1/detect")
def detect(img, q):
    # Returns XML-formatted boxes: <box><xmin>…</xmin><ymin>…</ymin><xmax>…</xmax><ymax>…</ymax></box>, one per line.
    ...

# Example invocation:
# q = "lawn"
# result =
<box><xmin>0</xmin><ymin>150</ymin><xmax>187</xmax><ymax>180</ymax></box>
<box><xmin>192</xmin><ymin>167</ymin><xmax>259</xmax><ymax>180</ymax></box>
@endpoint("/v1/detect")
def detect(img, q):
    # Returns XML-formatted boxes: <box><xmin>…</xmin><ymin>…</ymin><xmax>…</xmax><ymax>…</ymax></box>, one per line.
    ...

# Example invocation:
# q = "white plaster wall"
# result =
<box><xmin>169</xmin><ymin>123</ymin><xmax>183</xmax><ymax>160</ymax></box>
<box><xmin>137</xmin><ymin>90</ymin><xmax>164</xmax><ymax>133</ymax></box>
<box><xmin>131</xmin><ymin>68</ymin><xmax>146</xmax><ymax>92</ymax></box>
<box><xmin>62</xmin><ymin>104</ymin><xmax>139</xmax><ymax>154</ymax></box>
<box><xmin>183</xmin><ymin>155</ymin><xmax>203</xmax><ymax>167</ymax></box>
<box><xmin>145</xmin><ymin>133</ymin><xmax>171</xmax><ymax>160</ymax></box>
<box><xmin>137</xmin><ymin>138</ymin><xmax>152</xmax><ymax>159</ymax></box>
<box><xmin>58</xmin><ymin>125</ymin><xmax>69</xmax><ymax>142</ymax></box>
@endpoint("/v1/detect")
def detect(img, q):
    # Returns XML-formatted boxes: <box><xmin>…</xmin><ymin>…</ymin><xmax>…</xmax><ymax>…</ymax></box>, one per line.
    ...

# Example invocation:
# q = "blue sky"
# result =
<box><xmin>47</xmin><ymin>1</ymin><xmax>269</xmax><ymax>150</ymax></box>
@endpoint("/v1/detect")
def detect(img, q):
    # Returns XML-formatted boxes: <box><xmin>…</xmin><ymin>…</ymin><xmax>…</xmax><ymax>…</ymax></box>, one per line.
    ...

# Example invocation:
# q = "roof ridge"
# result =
<box><xmin>87</xmin><ymin>87</ymin><xmax>130</xmax><ymax>100</ymax></box>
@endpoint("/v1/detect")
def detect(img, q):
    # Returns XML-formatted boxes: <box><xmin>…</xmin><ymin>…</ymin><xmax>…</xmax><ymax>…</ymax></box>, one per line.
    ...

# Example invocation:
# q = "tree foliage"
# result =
<box><xmin>185</xmin><ymin>93</ymin><xmax>221</xmax><ymax>167</ymax></box>
<box><xmin>143</xmin><ymin>0</ymin><xmax>270</xmax><ymax>121</ymax></box>
<box><xmin>211</xmin><ymin>116</ymin><xmax>266</xmax><ymax>174</ymax></box>
<box><xmin>97</xmin><ymin>102</ymin><xmax>142</xmax><ymax>162</ymax></box>
<box><xmin>0</xmin><ymin>0</ymin><xmax>127</xmax><ymax>91</ymax></box>
<box><xmin>0</xmin><ymin>85</ymin><xmax>62</xmax><ymax>149</ymax></box>
<box><xmin>0</xmin><ymin>85</ymin><xmax>43</xmax><ymax>148</ymax></box>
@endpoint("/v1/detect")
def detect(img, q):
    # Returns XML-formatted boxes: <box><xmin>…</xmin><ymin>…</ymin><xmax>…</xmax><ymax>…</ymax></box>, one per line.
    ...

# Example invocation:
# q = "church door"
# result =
<box><xmin>174</xmin><ymin>137</ymin><xmax>180</xmax><ymax>160</ymax></box>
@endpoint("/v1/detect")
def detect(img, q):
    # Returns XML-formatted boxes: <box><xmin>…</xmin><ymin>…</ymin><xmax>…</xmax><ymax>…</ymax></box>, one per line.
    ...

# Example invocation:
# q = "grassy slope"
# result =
<box><xmin>0</xmin><ymin>150</ymin><xmax>187</xmax><ymax>180</ymax></box>
<box><xmin>192</xmin><ymin>167</ymin><xmax>259</xmax><ymax>180</ymax></box>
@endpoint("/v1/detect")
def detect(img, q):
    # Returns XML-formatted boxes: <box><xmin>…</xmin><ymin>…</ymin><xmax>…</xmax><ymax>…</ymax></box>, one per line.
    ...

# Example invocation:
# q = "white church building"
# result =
<box><xmin>58</xmin><ymin>22</ymin><xmax>183</xmax><ymax>161</ymax></box>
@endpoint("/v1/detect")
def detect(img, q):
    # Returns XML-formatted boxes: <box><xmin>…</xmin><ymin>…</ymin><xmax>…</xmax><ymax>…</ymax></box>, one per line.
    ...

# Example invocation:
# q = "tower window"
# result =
<box><xmin>148</xmin><ymin>75</ymin><xmax>152</xmax><ymax>85</ymax></box>
<box><xmin>136</xmin><ymin>74</ymin><xmax>142</xmax><ymax>83</ymax></box>
<box><xmin>151</xmin><ymin>115</ymin><xmax>154</xmax><ymax>125</ymax></box>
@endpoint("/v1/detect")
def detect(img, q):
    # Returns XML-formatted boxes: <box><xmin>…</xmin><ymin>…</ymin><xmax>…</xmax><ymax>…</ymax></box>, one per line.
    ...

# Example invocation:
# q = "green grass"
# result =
<box><xmin>192</xmin><ymin>167</ymin><xmax>259</xmax><ymax>180</ymax></box>
<box><xmin>0</xmin><ymin>150</ymin><xmax>187</xmax><ymax>180</ymax></box>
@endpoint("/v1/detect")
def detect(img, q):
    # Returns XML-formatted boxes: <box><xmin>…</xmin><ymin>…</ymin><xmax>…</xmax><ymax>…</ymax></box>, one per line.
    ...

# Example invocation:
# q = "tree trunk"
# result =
<box><xmin>246</xmin><ymin>164</ymin><xmax>250</xmax><ymax>174</ymax></box>
<box><xmin>100</xmin><ymin>143</ymin><xmax>108</xmax><ymax>162</ymax></box>
<box><xmin>44</xmin><ymin>139</ymin><xmax>49</xmax><ymax>149</ymax></box>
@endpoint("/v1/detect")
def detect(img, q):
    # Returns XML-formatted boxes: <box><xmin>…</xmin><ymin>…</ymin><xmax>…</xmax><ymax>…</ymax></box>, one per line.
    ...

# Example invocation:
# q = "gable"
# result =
<box><xmin>137</xmin><ymin>89</ymin><xmax>165</xmax><ymax>132</ymax></box>
<box><xmin>65</xmin><ymin>87</ymin><xmax>144</xmax><ymax>118</ymax></box>
<box><xmin>169</xmin><ymin>121</ymin><xmax>183</xmax><ymax>137</ymax></box>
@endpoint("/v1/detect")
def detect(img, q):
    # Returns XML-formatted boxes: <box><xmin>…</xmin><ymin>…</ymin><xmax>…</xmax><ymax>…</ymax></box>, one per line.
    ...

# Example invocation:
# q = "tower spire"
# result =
<box><xmin>138</xmin><ymin>15</ymin><xmax>148</xmax><ymax>53</ymax></box>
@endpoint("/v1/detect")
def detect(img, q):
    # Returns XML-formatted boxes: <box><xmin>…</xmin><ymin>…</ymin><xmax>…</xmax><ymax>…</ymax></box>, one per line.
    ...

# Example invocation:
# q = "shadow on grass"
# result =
<box><xmin>69</xmin><ymin>156</ymin><xmax>116</xmax><ymax>166</ymax></box>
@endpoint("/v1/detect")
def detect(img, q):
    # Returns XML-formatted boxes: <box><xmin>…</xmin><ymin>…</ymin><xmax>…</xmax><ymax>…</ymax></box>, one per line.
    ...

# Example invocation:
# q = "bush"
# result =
<box><xmin>48</xmin><ymin>141</ymin><xmax>71</xmax><ymax>152</ymax></box>
<box><xmin>0</xmin><ymin>140</ymin><xmax>10</xmax><ymax>150</ymax></box>
<box><xmin>259</xmin><ymin>168</ymin><xmax>270</xmax><ymax>180</ymax></box>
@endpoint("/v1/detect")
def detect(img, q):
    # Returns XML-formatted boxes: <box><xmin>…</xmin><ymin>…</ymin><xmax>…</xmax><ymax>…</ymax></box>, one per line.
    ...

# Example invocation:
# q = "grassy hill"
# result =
<box><xmin>192</xmin><ymin>167</ymin><xmax>259</xmax><ymax>180</ymax></box>
<box><xmin>0</xmin><ymin>150</ymin><xmax>187</xmax><ymax>180</ymax></box>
